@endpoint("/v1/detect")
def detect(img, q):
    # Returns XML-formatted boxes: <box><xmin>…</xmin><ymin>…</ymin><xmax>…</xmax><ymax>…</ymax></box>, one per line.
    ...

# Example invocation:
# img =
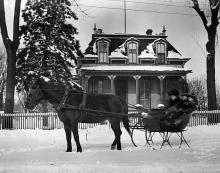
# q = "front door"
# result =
<box><xmin>115</xmin><ymin>79</ymin><xmax>128</xmax><ymax>102</ymax></box>
<box><xmin>140</xmin><ymin>78</ymin><xmax>151</xmax><ymax>109</ymax></box>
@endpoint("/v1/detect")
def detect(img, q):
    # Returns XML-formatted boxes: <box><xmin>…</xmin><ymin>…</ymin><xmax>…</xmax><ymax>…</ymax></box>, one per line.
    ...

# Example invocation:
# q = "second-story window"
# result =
<box><xmin>157</xmin><ymin>43</ymin><xmax>165</xmax><ymax>64</ymax></box>
<box><xmin>98</xmin><ymin>41</ymin><xmax>108</xmax><ymax>63</ymax></box>
<box><xmin>128</xmin><ymin>42</ymin><xmax>137</xmax><ymax>63</ymax></box>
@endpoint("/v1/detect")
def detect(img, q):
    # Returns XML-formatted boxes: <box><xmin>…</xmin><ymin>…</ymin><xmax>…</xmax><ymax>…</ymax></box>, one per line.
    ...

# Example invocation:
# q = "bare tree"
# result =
<box><xmin>0</xmin><ymin>0</ymin><xmax>21</xmax><ymax>113</ymax></box>
<box><xmin>190</xmin><ymin>0</ymin><xmax>220</xmax><ymax>110</ymax></box>
<box><xmin>0</xmin><ymin>44</ymin><xmax>6</xmax><ymax>111</ymax></box>
<box><xmin>188</xmin><ymin>75</ymin><xmax>208</xmax><ymax>110</ymax></box>
<box><xmin>217</xmin><ymin>81</ymin><xmax>220</xmax><ymax>108</ymax></box>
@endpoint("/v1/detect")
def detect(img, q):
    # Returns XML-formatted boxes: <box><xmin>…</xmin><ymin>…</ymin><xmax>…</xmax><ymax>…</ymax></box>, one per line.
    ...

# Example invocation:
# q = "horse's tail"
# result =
<box><xmin>118</xmin><ymin>97</ymin><xmax>131</xmax><ymax>136</ymax></box>
<box><xmin>122</xmin><ymin>115</ymin><xmax>131</xmax><ymax>136</ymax></box>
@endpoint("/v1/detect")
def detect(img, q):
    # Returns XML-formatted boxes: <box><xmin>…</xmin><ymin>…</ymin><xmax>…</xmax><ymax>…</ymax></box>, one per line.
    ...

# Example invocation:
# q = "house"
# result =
<box><xmin>78</xmin><ymin>25</ymin><xmax>191</xmax><ymax>111</ymax></box>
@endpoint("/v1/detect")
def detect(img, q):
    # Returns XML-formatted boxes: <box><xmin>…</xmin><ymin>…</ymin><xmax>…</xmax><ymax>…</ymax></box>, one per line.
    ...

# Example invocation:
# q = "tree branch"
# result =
<box><xmin>191</xmin><ymin>0</ymin><xmax>209</xmax><ymax>31</ymax></box>
<box><xmin>72</xmin><ymin>0</ymin><xmax>89</xmax><ymax>16</ymax></box>
<box><xmin>210</xmin><ymin>0</ymin><xmax>220</xmax><ymax>29</ymax></box>
<box><xmin>13</xmin><ymin>0</ymin><xmax>21</xmax><ymax>50</ymax></box>
<box><xmin>0</xmin><ymin>0</ymin><xmax>10</xmax><ymax>48</ymax></box>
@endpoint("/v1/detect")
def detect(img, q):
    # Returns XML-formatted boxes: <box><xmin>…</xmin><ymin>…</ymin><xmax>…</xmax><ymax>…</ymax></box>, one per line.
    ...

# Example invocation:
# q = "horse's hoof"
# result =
<box><xmin>66</xmin><ymin>148</ymin><xmax>72</xmax><ymax>152</ymax></box>
<box><xmin>111</xmin><ymin>145</ymin><xmax>116</xmax><ymax>150</ymax></box>
<box><xmin>77</xmin><ymin>147</ymin><xmax>82</xmax><ymax>152</ymax></box>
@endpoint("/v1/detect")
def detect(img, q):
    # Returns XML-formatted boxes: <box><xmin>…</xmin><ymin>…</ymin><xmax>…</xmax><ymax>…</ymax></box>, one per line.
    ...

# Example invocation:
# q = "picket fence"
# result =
<box><xmin>0</xmin><ymin>110</ymin><xmax>219</xmax><ymax>130</ymax></box>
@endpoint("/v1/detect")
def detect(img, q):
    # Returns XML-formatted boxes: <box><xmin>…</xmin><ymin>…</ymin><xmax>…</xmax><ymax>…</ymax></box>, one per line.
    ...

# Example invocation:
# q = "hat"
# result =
<box><xmin>168</xmin><ymin>89</ymin><xmax>179</xmax><ymax>96</ymax></box>
<box><xmin>135</xmin><ymin>104</ymin><xmax>143</xmax><ymax>108</ymax></box>
<box><xmin>157</xmin><ymin>104</ymin><xmax>165</xmax><ymax>108</ymax></box>
<box><xmin>181</xmin><ymin>93</ymin><xmax>197</xmax><ymax>99</ymax></box>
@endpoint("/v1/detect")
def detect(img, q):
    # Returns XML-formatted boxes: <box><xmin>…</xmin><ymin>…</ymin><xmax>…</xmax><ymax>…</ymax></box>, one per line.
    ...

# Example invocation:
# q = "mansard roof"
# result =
<box><xmin>84</xmin><ymin>33</ymin><xmax>180</xmax><ymax>57</ymax></box>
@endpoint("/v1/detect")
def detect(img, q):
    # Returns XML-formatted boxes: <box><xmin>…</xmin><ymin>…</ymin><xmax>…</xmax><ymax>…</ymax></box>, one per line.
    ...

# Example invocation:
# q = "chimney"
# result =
<box><xmin>162</xmin><ymin>25</ymin><xmax>166</xmax><ymax>36</ymax></box>
<box><xmin>93</xmin><ymin>24</ymin><xmax>97</xmax><ymax>34</ymax></box>
<box><xmin>97</xmin><ymin>28</ymin><xmax>103</xmax><ymax>34</ymax></box>
<box><xmin>146</xmin><ymin>29</ymin><xmax>153</xmax><ymax>36</ymax></box>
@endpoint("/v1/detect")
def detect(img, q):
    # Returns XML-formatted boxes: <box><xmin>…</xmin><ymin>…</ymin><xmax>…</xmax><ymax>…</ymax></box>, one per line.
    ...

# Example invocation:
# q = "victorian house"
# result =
<box><xmin>78</xmin><ymin>25</ymin><xmax>191</xmax><ymax>111</ymax></box>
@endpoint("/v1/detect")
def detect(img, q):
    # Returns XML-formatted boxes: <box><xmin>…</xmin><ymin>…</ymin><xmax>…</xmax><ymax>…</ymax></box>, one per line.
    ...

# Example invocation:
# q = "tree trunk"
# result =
<box><xmin>0</xmin><ymin>85</ymin><xmax>4</xmax><ymax>111</ymax></box>
<box><xmin>2</xmin><ymin>42</ymin><xmax>16</xmax><ymax>129</ymax></box>
<box><xmin>0</xmin><ymin>0</ymin><xmax>21</xmax><ymax>128</ymax></box>
<box><xmin>206</xmin><ymin>30</ymin><xmax>217</xmax><ymax>110</ymax></box>
<box><xmin>0</xmin><ymin>0</ymin><xmax>21</xmax><ymax>114</ymax></box>
<box><xmin>191</xmin><ymin>0</ymin><xmax>219</xmax><ymax>110</ymax></box>
<box><xmin>4</xmin><ymin>42</ymin><xmax>16</xmax><ymax>113</ymax></box>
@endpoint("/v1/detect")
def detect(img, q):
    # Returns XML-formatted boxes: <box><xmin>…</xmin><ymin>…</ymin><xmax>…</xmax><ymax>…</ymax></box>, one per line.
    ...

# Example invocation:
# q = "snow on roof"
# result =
<box><xmin>109</xmin><ymin>44</ymin><xmax>127</xmax><ymax>58</ymax></box>
<box><xmin>138</xmin><ymin>43</ymin><xmax>156</xmax><ymax>59</ymax></box>
<box><xmin>84</xmin><ymin>54</ymin><xmax>98</xmax><ymax>58</ymax></box>
<box><xmin>153</xmin><ymin>38</ymin><xmax>166</xmax><ymax>44</ymax></box>
<box><xmin>167</xmin><ymin>51</ymin><xmax>183</xmax><ymax>59</ymax></box>
<box><xmin>81</xmin><ymin>65</ymin><xmax>190</xmax><ymax>72</ymax></box>
<box><xmin>125</xmin><ymin>37</ymin><xmax>138</xmax><ymax>43</ymax></box>
<box><xmin>109</xmin><ymin>51</ymin><xmax>127</xmax><ymax>58</ymax></box>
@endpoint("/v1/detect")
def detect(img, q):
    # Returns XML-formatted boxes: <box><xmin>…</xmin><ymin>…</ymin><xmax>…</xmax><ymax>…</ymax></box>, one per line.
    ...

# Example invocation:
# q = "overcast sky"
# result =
<box><xmin>2</xmin><ymin>0</ymin><xmax>220</xmax><ymax>82</ymax></box>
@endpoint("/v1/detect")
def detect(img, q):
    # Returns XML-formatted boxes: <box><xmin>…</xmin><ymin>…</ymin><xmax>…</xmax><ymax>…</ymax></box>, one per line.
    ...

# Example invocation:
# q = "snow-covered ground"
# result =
<box><xmin>0</xmin><ymin>124</ymin><xmax>220</xmax><ymax>173</ymax></box>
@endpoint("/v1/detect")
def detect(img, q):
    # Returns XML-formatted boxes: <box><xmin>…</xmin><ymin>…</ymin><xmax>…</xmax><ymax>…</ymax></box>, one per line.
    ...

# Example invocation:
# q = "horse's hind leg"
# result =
<box><xmin>110</xmin><ymin>121</ymin><xmax>122</xmax><ymax>150</ymax></box>
<box><xmin>71</xmin><ymin>122</ymin><xmax>82</xmax><ymax>152</ymax></box>
<box><xmin>64</xmin><ymin>125</ymin><xmax>72</xmax><ymax>152</ymax></box>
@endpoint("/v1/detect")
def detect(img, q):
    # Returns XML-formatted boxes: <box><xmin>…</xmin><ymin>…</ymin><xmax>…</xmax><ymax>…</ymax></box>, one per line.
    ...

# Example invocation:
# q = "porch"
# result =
<box><xmin>82</xmin><ymin>74</ymin><xmax>188</xmax><ymax>110</ymax></box>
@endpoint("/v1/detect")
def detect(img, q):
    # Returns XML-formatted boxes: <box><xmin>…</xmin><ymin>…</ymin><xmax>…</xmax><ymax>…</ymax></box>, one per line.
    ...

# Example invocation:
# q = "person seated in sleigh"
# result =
<box><xmin>134</xmin><ymin>89</ymin><xmax>181</xmax><ymax>122</ymax></box>
<box><xmin>160</xmin><ymin>90</ymin><xmax>198</xmax><ymax>131</ymax></box>
<box><xmin>172</xmin><ymin>93</ymin><xmax>198</xmax><ymax>128</ymax></box>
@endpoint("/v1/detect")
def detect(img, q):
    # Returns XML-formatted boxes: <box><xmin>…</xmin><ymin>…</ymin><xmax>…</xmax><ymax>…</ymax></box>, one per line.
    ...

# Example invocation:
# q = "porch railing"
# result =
<box><xmin>0</xmin><ymin>111</ymin><xmax>219</xmax><ymax>130</ymax></box>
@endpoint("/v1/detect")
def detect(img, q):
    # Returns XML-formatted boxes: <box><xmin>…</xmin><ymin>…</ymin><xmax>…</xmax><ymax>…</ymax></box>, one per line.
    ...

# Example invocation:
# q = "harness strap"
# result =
<box><xmin>56</xmin><ymin>87</ymin><xmax>70</xmax><ymax>111</ymax></box>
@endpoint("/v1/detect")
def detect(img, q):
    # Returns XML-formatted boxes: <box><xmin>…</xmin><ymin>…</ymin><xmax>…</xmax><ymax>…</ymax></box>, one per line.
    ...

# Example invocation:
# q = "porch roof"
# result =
<box><xmin>80</xmin><ymin>65</ymin><xmax>191</xmax><ymax>74</ymax></box>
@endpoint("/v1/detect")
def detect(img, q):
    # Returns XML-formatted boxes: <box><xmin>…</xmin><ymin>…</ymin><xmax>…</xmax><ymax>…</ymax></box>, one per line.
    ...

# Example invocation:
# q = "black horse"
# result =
<box><xmin>25</xmin><ymin>78</ymin><xmax>131</xmax><ymax>152</ymax></box>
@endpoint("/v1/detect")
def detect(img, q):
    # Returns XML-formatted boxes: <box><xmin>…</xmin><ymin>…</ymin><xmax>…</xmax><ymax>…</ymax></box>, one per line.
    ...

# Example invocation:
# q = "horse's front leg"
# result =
<box><xmin>71</xmin><ymin>122</ymin><xmax>82</xmax><ymax>152</ymax></box>
<box><xmin>64</xmin><ymin>125</ymin><xmax>72</xmax><ymax>152</ymax></box>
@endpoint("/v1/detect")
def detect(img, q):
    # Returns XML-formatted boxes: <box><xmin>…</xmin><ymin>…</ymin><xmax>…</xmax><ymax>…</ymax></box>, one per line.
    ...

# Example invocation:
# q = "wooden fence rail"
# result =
<box><xmin>0</xmin><ymin>113</ymin><xmax>101</xmax><ymax>130</ymax></box>
<box><xmin>0</xmin><ymin>111</ymin><xmax>220</xmax><ymax>130</ymax></box>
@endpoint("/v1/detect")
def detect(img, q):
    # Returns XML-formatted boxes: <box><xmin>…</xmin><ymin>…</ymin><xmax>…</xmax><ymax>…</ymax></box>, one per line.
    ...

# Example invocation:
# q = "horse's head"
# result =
<box><xmin>25</xmin><ymin>80</ymin><xmax>45</xmax><ymax>110</ymax></box>
<box><xmin>25</xmin><ymin>77</ymin><xmax>84</xmax><ymax>109</ymax></box>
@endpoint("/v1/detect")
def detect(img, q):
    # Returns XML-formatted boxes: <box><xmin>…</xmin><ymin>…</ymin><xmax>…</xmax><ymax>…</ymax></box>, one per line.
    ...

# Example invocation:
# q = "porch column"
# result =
<box><xmin>180</xmin><ymin>75</ymin><xmax>189</xmax><ymax>93</ymax></box>
<box><xmin>133</xmin><ymin>75</ymin><xmax>141</xmax><ymax>104</ymax></box>
<box><xmin>108</xmin><ymin>75</ymin><xmax>116</xmax><ymax>94</ymax></box>
<box><xmin>83</xmin><ymin>75</ymin><xmax>91</xmax><ymax>92</ymax></box>
<box><xmin>157</xmin><ymin>75</ymin><xmax>166</xmax><ymax>104</ymax></box>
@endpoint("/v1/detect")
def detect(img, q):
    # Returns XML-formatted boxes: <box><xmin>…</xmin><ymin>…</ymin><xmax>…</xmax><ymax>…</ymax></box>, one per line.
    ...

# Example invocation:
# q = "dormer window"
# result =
<box><xmin>97</xmin><ymin>40</ymin><xmax>109</xmax><ymax>63</ymax></box>
<box><xmin>156</xmin><ymin>42</ymin><xmax>166</xmax><ymax>64</ymax></box>
<box><xmin>128</xmin><ymin>42</ymin><xmax>138</xmax><ymax>63</ymax></box>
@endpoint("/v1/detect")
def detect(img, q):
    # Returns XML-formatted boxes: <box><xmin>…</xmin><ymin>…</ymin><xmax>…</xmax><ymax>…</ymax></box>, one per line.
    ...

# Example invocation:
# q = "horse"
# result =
<box><xmin>25</xmin><ymin>78</ymin><xmax>131</xmax><ymax>152</ymax></box>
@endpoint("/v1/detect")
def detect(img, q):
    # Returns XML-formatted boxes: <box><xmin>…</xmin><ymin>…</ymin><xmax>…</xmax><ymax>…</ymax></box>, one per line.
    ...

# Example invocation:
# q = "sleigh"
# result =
<box><xmin>130</xmin><ymin>108</ymin><xmax>192</xmax><ymax>149</ymax></box>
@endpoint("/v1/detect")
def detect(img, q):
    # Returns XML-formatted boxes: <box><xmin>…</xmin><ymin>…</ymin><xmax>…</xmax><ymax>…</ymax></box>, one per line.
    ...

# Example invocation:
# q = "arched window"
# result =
<box><xmin>128</xmin><ymin>42</ymin><xmax>138</xmax><ymax>63</ymax></box>
<box><xmin>157</xmin><ymin>42</ymin><xmax>166</xmax><ymax>64</ymax></box>
<box><xmin>98</xmin><ymin>41</ymin><xmax>108</xmax><ymax>63</ymax></box>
